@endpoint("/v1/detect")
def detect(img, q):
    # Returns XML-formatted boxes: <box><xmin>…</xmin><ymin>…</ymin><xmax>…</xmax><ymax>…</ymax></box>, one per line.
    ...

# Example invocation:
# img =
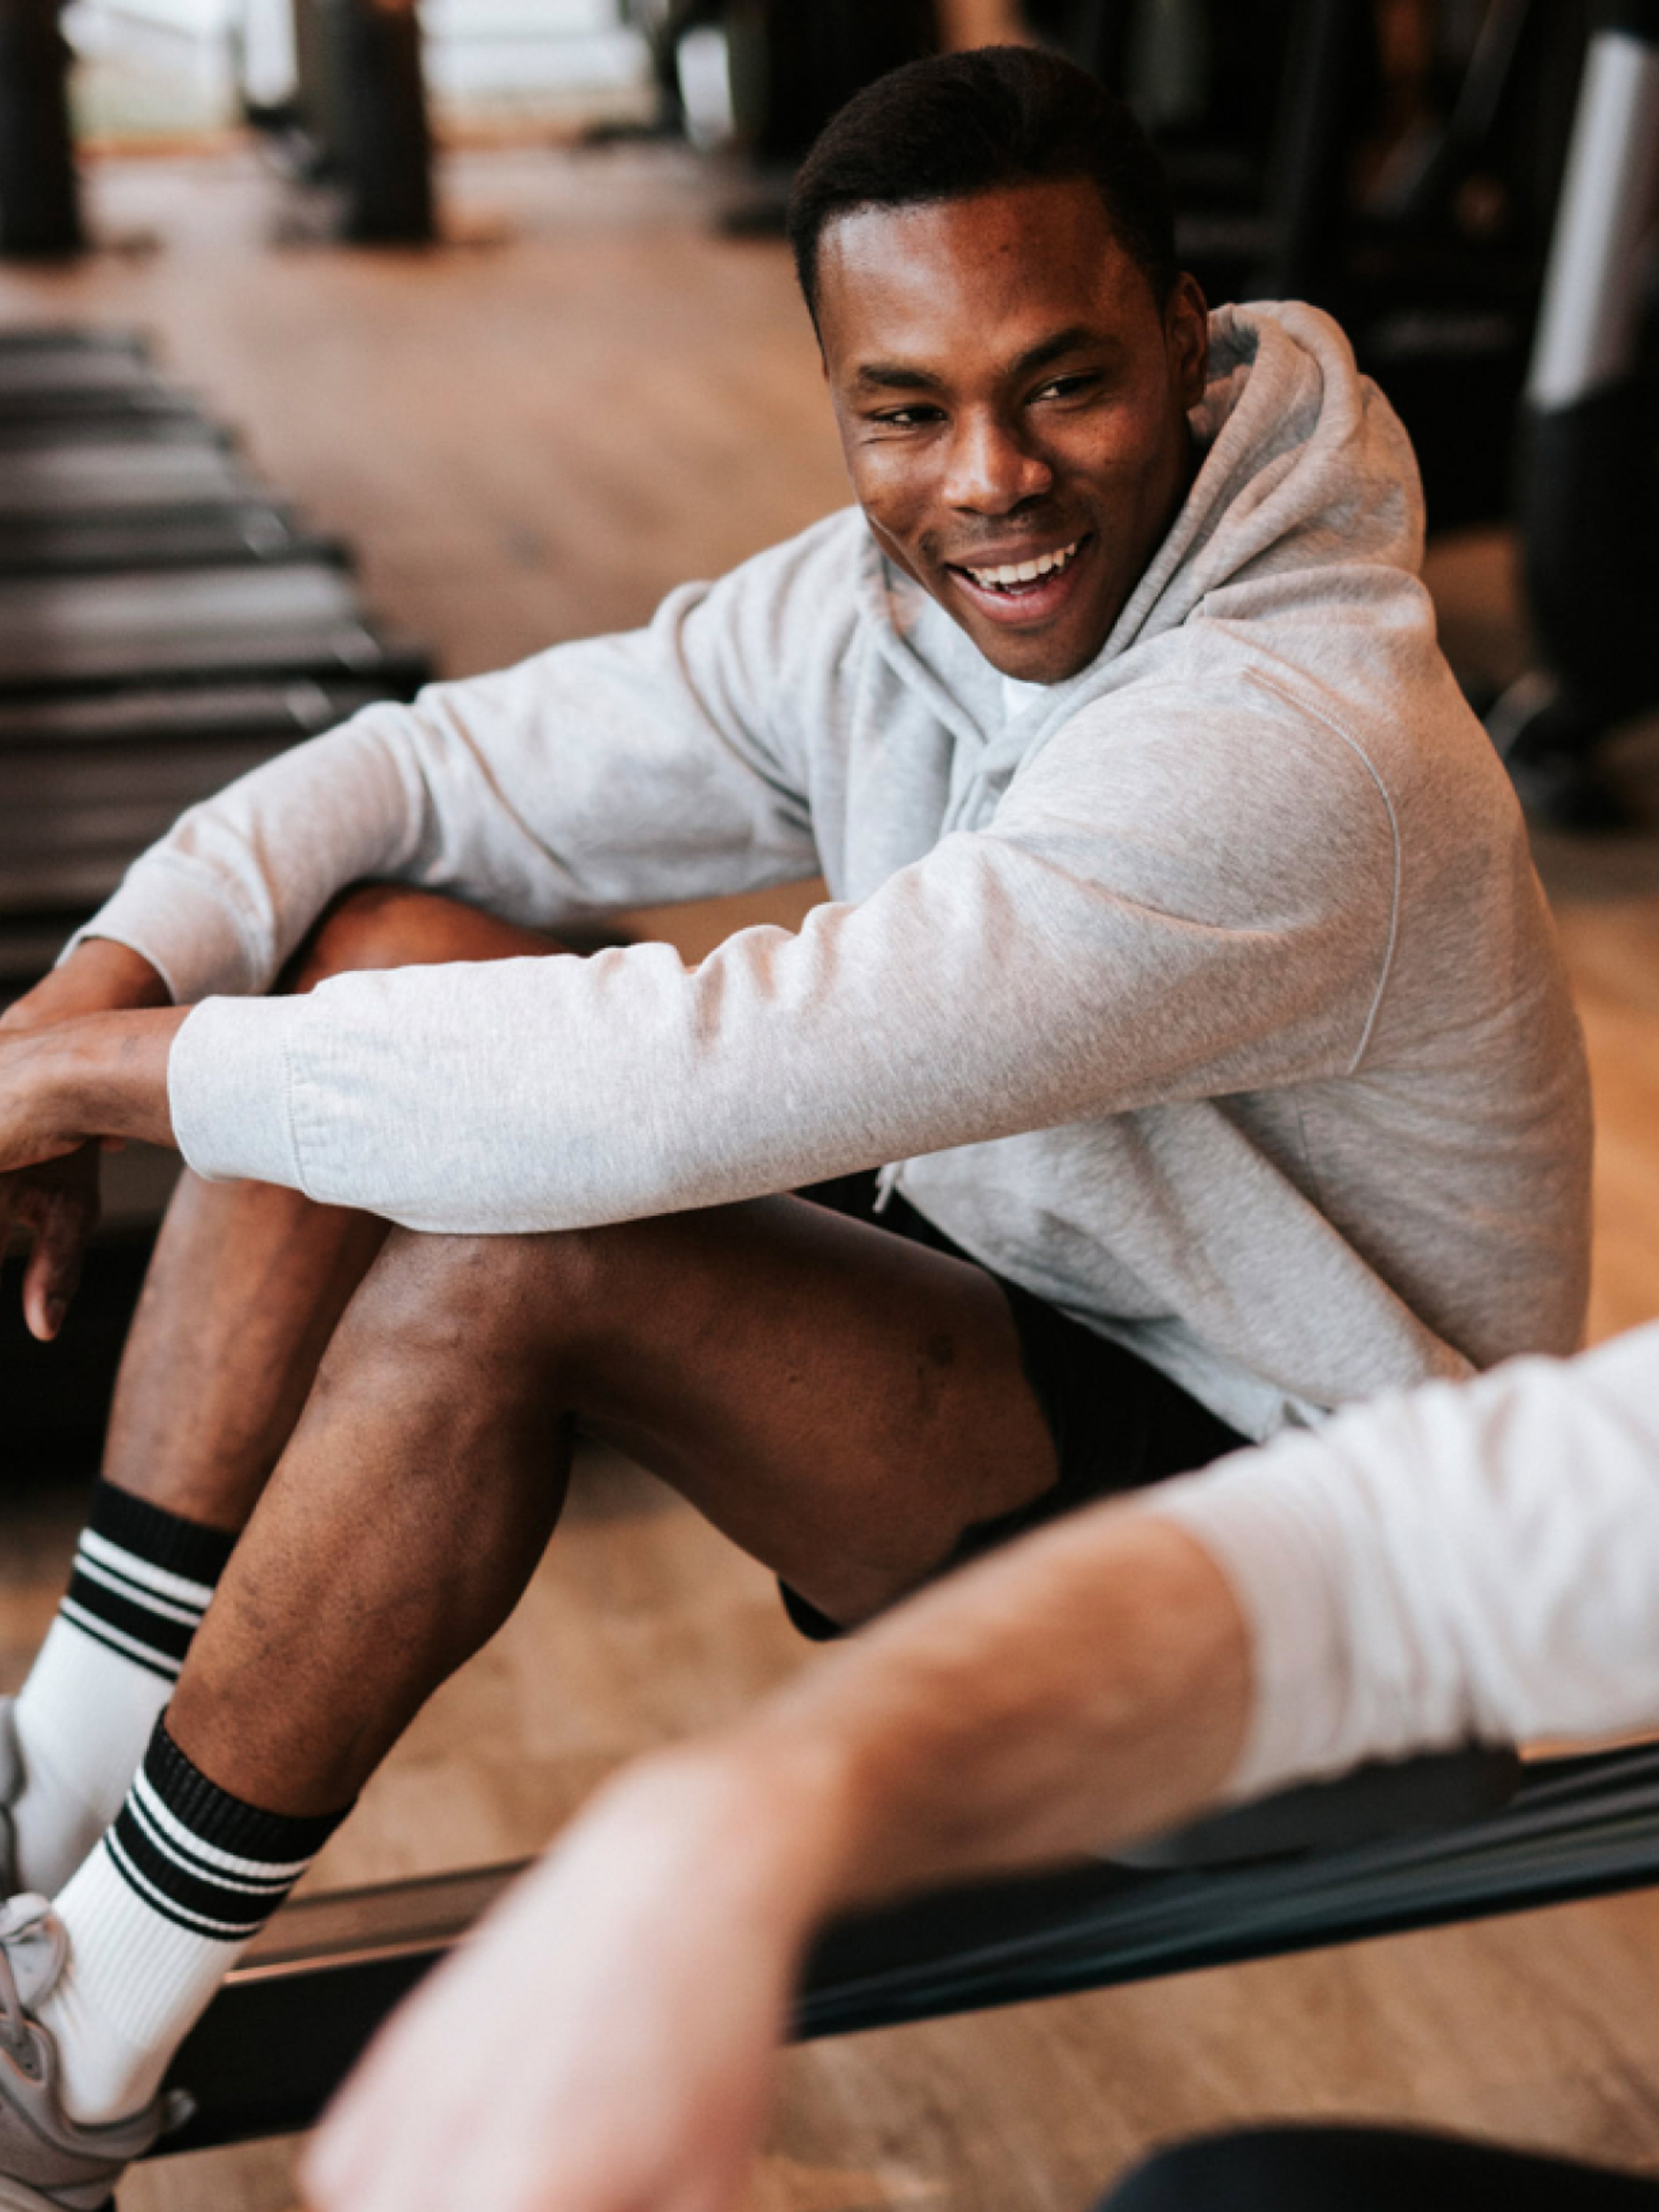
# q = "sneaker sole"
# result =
<box><xmin>0</xmin><ymin>2179</ymin><xmax>112</xmax><ymax>2212</ymax></box>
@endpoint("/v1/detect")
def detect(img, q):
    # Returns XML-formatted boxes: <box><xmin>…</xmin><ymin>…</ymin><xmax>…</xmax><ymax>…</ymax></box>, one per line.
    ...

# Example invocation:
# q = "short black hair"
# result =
<box><xmin>786</xmin><ymin>45</ymin><xmax>1177</xmax><ymax>324</ymax></box>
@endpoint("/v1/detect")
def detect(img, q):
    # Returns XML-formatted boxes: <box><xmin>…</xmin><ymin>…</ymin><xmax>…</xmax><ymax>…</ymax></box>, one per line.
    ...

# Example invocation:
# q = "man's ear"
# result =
<box><xmin>1168</xmin><ymin>273</ymin><xmax>1209</xmax><ymax>407</ymax></box>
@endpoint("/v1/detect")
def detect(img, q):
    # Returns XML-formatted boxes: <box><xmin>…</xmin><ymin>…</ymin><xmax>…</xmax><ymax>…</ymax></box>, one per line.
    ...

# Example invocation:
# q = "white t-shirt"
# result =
<box><xmin>1153</xmin><ymin>1322</ymin><xmax>1659</xmax><ymax>1799</ymax></box>
<box><xmin>1002</xmin><ymin>674</ymin><xmax>1051</xmax><ymax>722</ymax></box>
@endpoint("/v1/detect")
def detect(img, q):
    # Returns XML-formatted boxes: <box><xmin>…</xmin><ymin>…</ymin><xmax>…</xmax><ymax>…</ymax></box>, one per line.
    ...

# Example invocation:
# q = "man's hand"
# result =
<box><xmin>0</xmin><ymin>941</ymin><xmax>174</xmax><ymax>1340</ymax></box>
<box><xmin>0</xmin><ymin>1141</ymin><xmax>101</xmax><ymax>1343</ymax></box>
<box><xmin>304</xmin><ymin>1749</ymin><xmax>842</xmax><ymax>2212</ymax></box>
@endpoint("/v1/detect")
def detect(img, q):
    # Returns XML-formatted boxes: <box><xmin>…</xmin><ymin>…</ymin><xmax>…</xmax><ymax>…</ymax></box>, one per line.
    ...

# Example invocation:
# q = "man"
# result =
<box><xmin>303</xmin><ymin>1321</ymin><xmax>1659</xmax><ymax>2212</ymax></box>
<box><xmin>0</xmin><ymin>42</ymin><xmax>1587</xmax><ymax>2208</ymax></box>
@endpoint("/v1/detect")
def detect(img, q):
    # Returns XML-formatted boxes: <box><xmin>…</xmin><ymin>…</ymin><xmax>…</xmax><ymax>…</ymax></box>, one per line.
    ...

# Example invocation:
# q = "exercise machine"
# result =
<box><xmin>0</xmin><ymin>327</ymin><xmax>430</xmax><ymax>1479</ymax></box>
<box><xmin>1487</xmin><ymin>0</ymin><xmax>1659</xmax><ymax>828</ymax></box>
<box><xmin>266</xmin><ymin>0</ymin><xmax>436</xmax><ymax>245</ymax></box>
<box><xmin>146</xmin><ymin>1735</ymin><xmax>1659</xmax><ymax>2156</ymax></box>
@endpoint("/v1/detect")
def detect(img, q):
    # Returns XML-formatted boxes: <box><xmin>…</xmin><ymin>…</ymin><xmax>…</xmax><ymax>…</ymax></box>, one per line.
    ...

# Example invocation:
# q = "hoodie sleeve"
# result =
<box><xmin>65</xmin><ymin>525</ymin><xmax>852</xmax><ymax>1005</ymax></box>
<box><xmin>1150</xmin><ymin>1322</ymin><xmax>1659</xmax><ymax>1798</ymax></box>
<box><xmin>166</xmin><ymin>679</ymin><xmax>1398</xmax><ymax>1227</ymax></box>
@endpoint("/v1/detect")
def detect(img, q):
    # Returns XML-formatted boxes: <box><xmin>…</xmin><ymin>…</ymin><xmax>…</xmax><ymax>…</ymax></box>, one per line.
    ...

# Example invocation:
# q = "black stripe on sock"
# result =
<box><xmin>64</xmin><ymin>1570</ymin><xmax>197</xmax><ymax>1669</ymax></box>
<box><xmin>144</xmin><ymin>1720</ymin><xmax>348</xmax><ymax>1868</ymax></box>
<box><xmin>108</xmin><ymin>1805</ymin><xmax>283</xmax><ymax>1937</ymax></box>
<box><xmin>102</xmin><ymin>1722</ymin><xmax>352</xmax><ymax>1942</ymax></box>
<box><xmin>87</xmin><ymin>1481</ymin><xmax>237</xmax><ymax>1589</ymax></box>
<box><xmin>58</xmin><ymin>1608</ymin><xmax>181</xmax><ymax>1684</ymax></box>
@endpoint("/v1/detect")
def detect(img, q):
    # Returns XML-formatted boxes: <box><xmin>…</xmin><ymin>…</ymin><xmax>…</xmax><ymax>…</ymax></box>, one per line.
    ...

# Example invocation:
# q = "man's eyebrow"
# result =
<box><xmin>851</xmin><ymin>360</ymin><xmax>947</xmax><ymax>393</ymax></box>
<box><xmin>1011</xmin><ymin>325</ymin><xmax>1112</xmax><ymax>378</ymax></box>
<box><xmin>850</xmin><ymin>327</ymin><xmax>1116</xmax><ymax>394</ymax></box>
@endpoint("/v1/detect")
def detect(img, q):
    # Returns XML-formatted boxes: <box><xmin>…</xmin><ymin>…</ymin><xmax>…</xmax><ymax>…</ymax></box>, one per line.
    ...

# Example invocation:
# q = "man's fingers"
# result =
<box><xmin>22</xmin><ymin>1192</ymin><xmax>89</xmax><ymax>1341</ymax></box>
<box><xmin>16</xmin><ymin>1152</ymin><xmax>100</xmax><ymax>1341</ymax></box>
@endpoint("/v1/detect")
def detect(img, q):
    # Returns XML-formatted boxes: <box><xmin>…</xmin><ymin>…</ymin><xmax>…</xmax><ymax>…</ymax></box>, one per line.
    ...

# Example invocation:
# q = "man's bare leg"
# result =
<box><xmin>3</xmin><ymin>889</ymin><xmax>575</xmax><ymax>1898</ymax></box>
<box><xmin>168</xmin><ymin>1196</ymin><xmax>1061</xmax><ymax>1811</ymax></box>
<box><xmin>102</xmin><ymin>886</ymin><xmax>572</xmax><ymax>1531</ymax></box>
<box><xmin>14</xmin><ymin>1188</ymin><xmax>1060</xmax><ymax>2142</ymax></box>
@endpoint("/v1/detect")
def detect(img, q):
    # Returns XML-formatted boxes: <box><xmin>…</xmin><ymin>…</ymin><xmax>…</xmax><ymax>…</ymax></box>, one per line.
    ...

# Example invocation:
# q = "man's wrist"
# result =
<box><xmin>26</xmin><ymin>1008</ymin><xmax>188</xmax><ymax>1150</ymax></box>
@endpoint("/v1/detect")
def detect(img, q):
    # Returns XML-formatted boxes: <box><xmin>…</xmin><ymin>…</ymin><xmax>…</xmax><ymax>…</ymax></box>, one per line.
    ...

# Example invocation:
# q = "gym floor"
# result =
<box><xmin>3</xmin><ymin>138</ymin><xmax>1659</xmax><ymax>2212</ymax></box>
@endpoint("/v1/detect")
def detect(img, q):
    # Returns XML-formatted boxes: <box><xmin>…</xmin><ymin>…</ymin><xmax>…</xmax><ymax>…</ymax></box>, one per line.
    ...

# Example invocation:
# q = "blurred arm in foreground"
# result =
<box><xmin>308</xmin><ymin>1322</ymin><xmax>1659</xmax><ymax>2212</ymax></box>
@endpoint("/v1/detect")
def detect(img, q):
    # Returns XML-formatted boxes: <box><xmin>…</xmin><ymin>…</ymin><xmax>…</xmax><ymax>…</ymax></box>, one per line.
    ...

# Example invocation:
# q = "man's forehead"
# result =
<box><xmin>816</xmin><ymin>182</ymin><xmax>1149</xmax><ymax>363</ymax></box>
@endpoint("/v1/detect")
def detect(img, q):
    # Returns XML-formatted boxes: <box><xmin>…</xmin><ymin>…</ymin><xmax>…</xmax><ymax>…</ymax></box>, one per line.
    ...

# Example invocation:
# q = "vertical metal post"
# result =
<box><xmin>319</xmin><ymin>0</ymin><xmax>435</xmax><ymax>244</ymax></box>
<box><xmin>0</xmin><ymin>0</ymin><xmax>81</xmax><ymax>257</ymax></box>
<box><xmin>1498</xmin><ymin>0</ymin><xmax>1659</xmax><ymax>807</ymax></box>
<box><xmin>1256</xmin><ymin>0</ymin><xmax>1370</xmax><ymax>300</ymax></box>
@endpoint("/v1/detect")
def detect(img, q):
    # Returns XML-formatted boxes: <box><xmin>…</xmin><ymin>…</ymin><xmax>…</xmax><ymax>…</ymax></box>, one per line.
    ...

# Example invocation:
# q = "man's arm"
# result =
<box><xmin>71</xmin><ymin>543</ymin><xmax>830</xmax><ymax>1013</ymax></box>
<box><xmin>165</xmin><ymin>695</ymin><xmax>1396</xmax><ymax>1236</ymax></box>
<box><xmin>305</xmin><ymin>1324</ymin><xmax>1659</xmax><ymax>2212</ymax></box>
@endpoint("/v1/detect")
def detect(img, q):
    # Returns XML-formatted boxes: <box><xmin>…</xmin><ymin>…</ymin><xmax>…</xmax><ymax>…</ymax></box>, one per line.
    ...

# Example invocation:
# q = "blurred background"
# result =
<box><xmin>1</xmin><ymin>6</ymin><xmax>1658</xmax><ymax>2209</ymax></box>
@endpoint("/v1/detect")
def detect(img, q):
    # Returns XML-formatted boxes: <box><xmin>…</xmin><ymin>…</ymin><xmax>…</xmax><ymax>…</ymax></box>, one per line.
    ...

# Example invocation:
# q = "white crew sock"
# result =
<box><xmin>38</xmin><ymin>1718</ymin><xmax>345</xmax><ymax>2125</ymax></box>
<box><xmin>9</xmin><ymin>1483</ymin><xmax>234</xmax><ymax>1895</ymax></box>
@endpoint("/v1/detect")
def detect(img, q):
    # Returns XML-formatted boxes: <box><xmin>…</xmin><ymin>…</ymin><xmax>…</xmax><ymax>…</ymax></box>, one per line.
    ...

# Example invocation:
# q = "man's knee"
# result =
<box><xmin>279</xmin><ymin>884</ymin><xmax>555</xmax><ymax>996</ymax></box>
<box><xmin>327</xmin><ymin>1220</ymin><xmax>648</xmax><ymax>1380</ymax></box>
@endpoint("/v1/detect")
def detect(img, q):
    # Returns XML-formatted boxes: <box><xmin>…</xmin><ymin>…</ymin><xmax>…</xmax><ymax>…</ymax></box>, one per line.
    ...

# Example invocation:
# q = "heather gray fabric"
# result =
<box><xmin>78</xmin><ymin>301</ymin><xmax>1590</xmax><ymax>1440</ymax></box>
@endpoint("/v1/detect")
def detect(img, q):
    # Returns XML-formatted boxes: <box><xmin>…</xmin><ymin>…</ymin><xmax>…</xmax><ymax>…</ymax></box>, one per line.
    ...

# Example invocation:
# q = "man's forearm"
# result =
<box><xmin>2</xmin><ymin>1007</ymin><xmax>188</xmax><ymax>1157</ymax></box>
<box><xmin>706</xmin><ymin>1503</ymin><xmax>1252</xmax><ymax>1928</ymax></box>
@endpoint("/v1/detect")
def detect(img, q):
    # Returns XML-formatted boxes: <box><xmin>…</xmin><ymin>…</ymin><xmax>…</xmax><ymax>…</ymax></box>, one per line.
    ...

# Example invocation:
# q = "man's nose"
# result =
<box><xmin>941</xmin><ymin>413</ymin><xmax>1053</xmax><ymax>514</ymax></box>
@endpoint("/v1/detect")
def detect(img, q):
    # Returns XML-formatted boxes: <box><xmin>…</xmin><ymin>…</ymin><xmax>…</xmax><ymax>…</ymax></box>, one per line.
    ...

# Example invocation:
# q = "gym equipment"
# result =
<box><xmin>0</xmin><ymin>563</ymin><xmax>426</xmax><ymax>693</ymax></box>
<box><xmin>1487</xmin><ymin>0</ymin><xmax>1659</xmax><ymax>828</ymax></box>
<box><xmin>0</xmin><ymin>507</ymin><xmax>345</xmax><ymax>579</ymax></box>
<box><xmin>0</xmin><ymin>0</ymin><xmax>80</xmax><ymax>258</ymax></box>
<box><xmin>151</xmin><ymin>1735</ymin><xmax>1659</xmax><ymax>2155</ymax></box>
<box><xmin>0</xmin><ymin>676</ymin><xmax>396</xmax><ymax>975</ymax></box>
<box><xmin>277</xmin><ymin>0</ymin><xmax>436</xmax><ymax>244</ymax></box>
<box><xmin>0</xmin><ymin>438</ymin><xmax>280</xmax><ymax>523</ymax></box>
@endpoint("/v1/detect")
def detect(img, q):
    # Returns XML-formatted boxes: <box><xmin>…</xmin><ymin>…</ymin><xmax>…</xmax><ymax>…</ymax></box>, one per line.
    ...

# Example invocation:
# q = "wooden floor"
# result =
<box><xmin>4</xmin><ymin>140</ymin><xmax>1659</xmax><ymax>2212</ymax></box>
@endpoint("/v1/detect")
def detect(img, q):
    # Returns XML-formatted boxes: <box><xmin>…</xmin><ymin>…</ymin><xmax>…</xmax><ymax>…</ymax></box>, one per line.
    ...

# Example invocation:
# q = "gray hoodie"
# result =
<box><xmin>83</xmin><ymin>302</ymin><xmax>1591</xmax><ymax>1441</ymax></box>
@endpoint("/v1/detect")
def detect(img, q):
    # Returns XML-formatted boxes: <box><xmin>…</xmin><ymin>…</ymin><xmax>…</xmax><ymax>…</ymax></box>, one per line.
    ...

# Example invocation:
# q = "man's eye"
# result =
<box><xmin>874</xmin><ymin>406</ymin><xmax>941</xmax><ymax>429</ymax></box>
<box><xmin>1033</xmin><ymin>375</ymin><xmax>1100</xmax><ymax>403</ymax></box>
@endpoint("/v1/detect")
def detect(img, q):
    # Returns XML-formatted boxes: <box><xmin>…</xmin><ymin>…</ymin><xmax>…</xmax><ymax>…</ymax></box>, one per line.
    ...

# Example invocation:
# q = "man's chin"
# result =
<box><xmin>951</xmin><ymin>607</ymin><xmax>1110</xmax><ymax>685</ymax></box>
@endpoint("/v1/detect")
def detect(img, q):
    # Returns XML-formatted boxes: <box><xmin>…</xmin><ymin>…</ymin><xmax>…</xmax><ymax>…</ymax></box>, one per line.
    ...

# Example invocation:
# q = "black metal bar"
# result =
<box><xmin>155</xmin><ymin>1742</ymin><xmax>1659</xmax><ymax>2159</ymax></box>
<box><xmin>320</xmin><ymin>0</ymin><xmax>435</xmax><ymax>244</ymax></box>
<box><xmin>1256</xmin><ymin>0</ymin><xmax>1372</xmax><ymax>299</ymax></box>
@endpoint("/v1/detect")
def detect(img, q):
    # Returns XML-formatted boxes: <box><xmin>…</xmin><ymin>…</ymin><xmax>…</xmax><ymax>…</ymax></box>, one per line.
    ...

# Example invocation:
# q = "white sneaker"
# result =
<box><xmin>0</xmin><ymin>1894</ymin><xmax>180</xmax><ymax>2211</ymax></box>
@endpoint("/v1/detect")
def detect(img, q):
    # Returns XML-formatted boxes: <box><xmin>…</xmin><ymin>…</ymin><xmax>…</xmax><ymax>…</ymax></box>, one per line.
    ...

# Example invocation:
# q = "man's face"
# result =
<box><xmin>816</xmin><ymin>178</ymin><xmax>1209</xmax><ymax>683</ymax></box>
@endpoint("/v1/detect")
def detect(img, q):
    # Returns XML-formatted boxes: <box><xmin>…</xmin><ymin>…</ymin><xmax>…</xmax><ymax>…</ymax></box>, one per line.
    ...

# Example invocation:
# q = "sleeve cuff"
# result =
<box><xmin>1150</xmin><ymin>1442</ymin><xmax>1357</xmax><ymax>1802</ymax></box>
<box><xmin>169</xmin><ymin>997</ymin><xmax>306</xmax><ymax>1192</ymax></box>
<box><xmin>63</xmin><ymin>858</ymin><xmax>266</xmax><ymax>1004</ymax></box>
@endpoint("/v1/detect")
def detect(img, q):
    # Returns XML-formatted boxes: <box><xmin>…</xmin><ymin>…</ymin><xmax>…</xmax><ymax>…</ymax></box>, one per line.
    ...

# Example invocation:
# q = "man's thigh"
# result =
<box><xmin>537</xmin><ymin>1195</ymin><xmax>1063</xmax><ymax>1633</ymax></box>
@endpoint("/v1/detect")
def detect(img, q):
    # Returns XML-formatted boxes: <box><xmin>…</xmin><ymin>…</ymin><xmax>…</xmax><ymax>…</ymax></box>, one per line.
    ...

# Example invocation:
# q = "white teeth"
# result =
<box><xmin>963</xmin><ymin>538</ymin><xmax>1081</xmax><ymax>591</ymax></box>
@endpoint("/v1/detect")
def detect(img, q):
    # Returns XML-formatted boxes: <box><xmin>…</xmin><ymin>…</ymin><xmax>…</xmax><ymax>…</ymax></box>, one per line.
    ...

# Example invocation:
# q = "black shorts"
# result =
<box><xmin>781</xmin><ymin>1170</ymin><xmax>1247</xmax><ymax>1640</ymax></box>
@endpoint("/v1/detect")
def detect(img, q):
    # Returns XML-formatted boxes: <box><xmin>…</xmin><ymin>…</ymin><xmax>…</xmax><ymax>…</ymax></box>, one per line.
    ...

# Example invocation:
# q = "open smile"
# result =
<box><xmin>944</xmin><ymin>533</ymin><xmax>1095</xmax><ymax>626</ymax></box>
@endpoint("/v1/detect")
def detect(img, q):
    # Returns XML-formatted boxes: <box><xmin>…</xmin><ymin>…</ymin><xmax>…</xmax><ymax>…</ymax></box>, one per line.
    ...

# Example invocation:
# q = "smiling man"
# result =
<box><xmin>0</xmin><ymin>43</ymin><xmax>1591</xmax><ymax>2205</ymax></box>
